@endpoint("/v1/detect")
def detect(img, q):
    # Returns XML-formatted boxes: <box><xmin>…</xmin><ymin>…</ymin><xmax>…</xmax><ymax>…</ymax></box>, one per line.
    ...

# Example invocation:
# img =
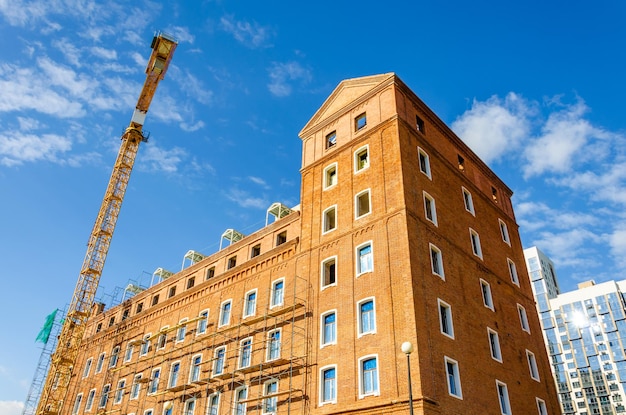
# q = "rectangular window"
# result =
<box><xmin>140</xmin><ymin>335</ymin><xmax>150</xmax><ymax>356</ymax></box>
<box><xmin>234</xmin><ymin>387</ymin><xmax>247</xmax><ymax>415</ymax></box>
<box><xmin>186</xmin><ymin>277</ymin><xmax>195</xmax><ymax>289</ymax></box>
<box><xmin>130</xmin><ymin>375</ymin><xmax>141</xmax><ymax>400</ymax></box>
<box><xmin>423</xmin><ymin>192</ymin><xmax>437</xmax><ymax>225</ymax></box>
<box><xmin>207</xmin><ymin>393</ymin><xmax>220</xmax><ymax>415</ymax></box>
<box><xmin>148</xmin><ymin>369</ymin><xmax>160</xmax><ymax>394</ymax></box>
<box><xmin>321</xmin><ymin>311</ymin><xmax>336</xmax><ymax>346</ymax></box>
<box><xmin>263</xmin><ymin>380</ymin><xmax>278</xmax><ymax>414</ymax></box>
<box><xmin>213</xmin><ymin>347</ymin><xmax>225</xmax><ymax>376</ymax></box>
<box><xmin>227</xmin><ymin>256</ymin><xmax>237</xmax><ymax>269</ymax></box>
<box><xmin>462</xmin><ymin>187</ymin><xmax>475</xmax><ymax>215</ymax></box>
<box><xmin>271</xmin><ymin>279</ymin><xmax>284</xmax><ymax>307</ymax></box>
<box><xmin>244</xmin><ymin>290</ymin><xmax>257</xmax><ymax>318</ymax></box>
<box><xmin>219</xmin><ymin>301</ymin><xmax>231</xmax><ymax>327</ymax></box>
<box><xmin>537</xmin><ymin>398</ymin><xmax>548</xmax><ymax>415</ymax></box>
<box><xmin>96</xmin><ymin>353</ymin><xmax>105</xmax><ymax>373</ymax></box>
<box><xmin>492</xmin><ymin>186</ymin><xmax>499</xmax><ymax>203</ymax></box>
<box><xmin>360</xmin><ymin>356</ymin><xmax>379</xmax><ymax>397</ymax></box>
<box><xmin>324</xmin><ymin>163</ymin><xmax>337</xmax><ymax>189</ymax></box>
<box><xmin>83</xmin><ymin>358</ymin><xmax>93</xmax><ymax>378</ymax></box>
<box><xmin>197</xmin><ymin>310</ymin><xmax>208</xmax><ymax>335</ymax></box>
<box><xmin>480</xmin><ymin>279</ymin><xmax>494</xmax><ymax>310</ymax></box>
<box><xmin>357</xmin><ymin>243</ymin><xmax>373</xmax><ymax>275</ymax></box>
<box><xmin>190</xmin><ymin>355</ymin><xmax>202</xmax><ymax>383</ymax></box>
<box><xmin>114</xmin><ymin>379</ymin><xmax>125</xmax><ymax>404</ymax></box>
<box><xmin>124</xmin><ymin>344</ymin><xmax>133</xmax><ymax>362</ymax></box>
<box><xmin>438</xmin><ymin>299</ymin><xmax>454</xmax><ymax>338</ymax></box>
<box><xmin>320</xmin><ymin>366</ymin><xmax>337</xmax><ymax>404</ymax></box>
<box><xmin>499</xmin><ymin>219</ymin><xmax>511</xmax><ymax>245</ymax></box>
<box><xmin>98</xmin><ymin>384</ymin><xmax>110</xmax><ymax>408</ymax></box>
<box><xmin>518</xmin><ymin>304</ymin><xmax>531</xmax><ymax>333</ymax></box>
<box><xmin>151</xmin><ymin>295</ymin><xmax>159</xmax><ymax>306</ymax></box>
<box><xmin>527</xmin><ymin>350</ymin><xmax>540</xmax><ymax>381</ymax></box>
<box><xmin>276</xmin><ymin>231</ymin><xmax>287</xmax><ymax>246</ymax></box>
<box><xmin>85</xmin><ymin>389</ymin><xmax>96</xmax><ymax>411</ymax></box>
<box><xmin>326</xmin><ymin>131</ymin><xmax>337</xmax><ymax>149</ymax></box>
<box><xmin>445</xmin><ymin>357</ymin><xmax>462</xmax><ymax>399</ymax></box>
<box><xmin>323</xmin><ymin>206</ymin><xmax>337</xmax><ymax>233</ymax></box>
<box><xmin>176</xmin><ymin>320</ymin><xmax>187</xmax><ymax>342</ymax></box>
<box><xmin>355</xmin><ymin>146</ymin><xmax>369</xmax><ymax>172</ymax></box>
<box><xmin>72</xmin><ymin>393</ymin><xmax>83</xmax><ymax>415</ymax></box>
<box><xmin>355</xmin><ymin>190</ymin><xmax>371</xmax><ymax>218</ymax></box>
<box><xmin>168</xmin><ymin>362</ymin><xmax>180</xmax><ymax>388</ymax></box>
<box><xmin>267</xmin><ymin>330</ymin><xmax>281</xmax><ymax>361</ymax></box>
<box><xmin>109</xmin><ymin>347</ymin><xmax>120</xmax><ymax>368</ymax></box>
<box><xmin>168</xmin><ymin>286</ymin><xmax>176</xmax><ymax>298</ymax></box>
<box><xmin>239</xmin><ymin>338</ymin><xmax>252</xmax><ymax>368</ymax></box>
<box><xmin>358</xmin><ymin>298</ymin><xmax>376</xmax><ymax>335</ymax></box>
<box><xmin>457</xmin><ymin>155</ymin><xmax>465</xmax><ymax>171</ymax></box>
<box><xmin>430</xmin><ymin>244</ymin><xmax>444</xmax><ymax>278</ymax></box>
<box><xmin>470</xmin><ymin>229</ymin><xmax>483</xmax><ymax>258</ymax></box>
<box><xmin>418</xmin><ymin>147</ymin><xmax>431</xmax><ymax>178</ymax></box>
<box><xmin>206</xmin><ymin>267</ymin><xmax>215</xmax><ymax>280</ymax></box>
<box><xmin>136</xmin><ymin>302</ymin><xmax>143</xmax><ymax>313</ymax></box>
<box><xmin>497</xmin><ymin>381</ymin><xmax>511</xmax><ymax>415</ymax></box>
<box><xmin>508</xmin><ymin>259</ymin><xmax>519</xmax><ymax>285</ymax></box>
<box><xmin>488</xmin><ymin>328</ymin><xmax>502</xmax><ymax>362</ymax></box>
<box><xmin>157</xmin><ymin>331</ymin><xmax>167</xmax><ymax>350</ymax></box>
<box><xmin>321</xmin><ymin>257</ymin><xmax>337</xmax><ymax>288</ymax></box>
<box><xmin>355</xmin><ymin>112</ymin><xmax>367</xmax><ymax>131</ymax></box>
<box><xmin>416</xmin><ymin>115</ymin><xmax>425</xmax><ymax>133</ymax></box>
<box><xmin>184</xmin><ymin>399</ymin><xmax>195</xmax><ymax>415</ymax></box>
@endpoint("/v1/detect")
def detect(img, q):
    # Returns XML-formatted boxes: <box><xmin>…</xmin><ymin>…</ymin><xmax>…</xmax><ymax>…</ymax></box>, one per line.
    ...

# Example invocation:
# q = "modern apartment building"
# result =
<box><xmin>525</xmin><ymin>247</ymin><xmax>626</xmax><ymax>415</ymax></box>
<box><xmin>59</xmin><ymin>73</ymin><xmax>559</xmax><ymax>415</ymax></box>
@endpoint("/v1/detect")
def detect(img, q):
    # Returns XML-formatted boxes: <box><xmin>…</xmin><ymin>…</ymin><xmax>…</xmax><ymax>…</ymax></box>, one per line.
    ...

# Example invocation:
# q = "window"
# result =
<box><xmin>430</xmin><ymin>244</ymin><xmax>444</xmax><ymax>278</ymax></box>
<box><xmin>148</xmin><ymin>368</ymin><xmax>160</xmax><ymax>394</ymax></box>
<box><xmin>190</xmin><ymin>355</ymin><xmax>202</xmax><ymax>383</ymax></box>
<box><xmin>176</xmin><ymin>319</ymin><xmax>187</xmax><ymax>342</ymax></box>
<box><xmin>83</xmin><ymin>358</ymin><xmax>92</xmax><ymax>378</ymax></box>
<box><xmin>251</xmin><ymin>244</ymin><xmax>261</xmax><ymax>258</ymax></box>
<box><xmin>168</xmin><ymin>362</ymin><xmax>180</xmax><ymax>388</ymax></box>
<box><xmin>496</xmin><ymin>381</ymin><xmax>511</xmax><ymax>415</ymax></box>
<box><xmin>206</xmin><ymin>267</ymin><xmax>215</xmax><ymax>280</ymax></box>
<box><xmin>96</xmin><ymin>322</ymin><xmax>102</xmax><ymax>333</ymax></box>
<box><xmin>492</xmin><ymin>186</ymin><xmax>499</xmax><ymax>203</ymax></box>
<box><xmin>244</xmin><ymin>290</ymin><xmax>257</xmax><ymax>318</ymax></box>
<box><xmin>438</xmin><ymin>299</ymin><xmax>454</xmax><ymax>338</ymax></box>
<box><xmin>271</xmin><ymin>279</ymin><xmax>284</xmax><ymax>308</ymax></box>
<box><xmin>508</xmin><ymin>259</ymin><xmax>519</xmax><ymax>285</ymax></box>
<box><xmin>355</xmin><ymin>112</ymin><xmax>367</xmax><ymax>130</ymax></box>
<box><xmin>98</xmin><ymin>384</ymin><xmax>110</xmax><ymax>408</ymax></box>
<box><xmin>359</xmin><ymin>356</ymin><xmax>379</xmax><ymax>397</ymax></box>
<box><xmin>124</xmin><ymin>344</ymin><xmax>134</xmax><ymax>362</ymax></box>
<box><xmin>239</xmin><ymin>338</ymin><xmax>252</xmax><ymax>368</ymax></box>
<box><xmin>357</xmin><ymin>242</ymin><xmax>373</xmax><ymax>275</ymax></box>
<box><xmin>72</xmin><ymin>393</ymin><xmax>83</xmax><ymax>415</ymax></box>
<box><xmin>140</xmin><ymin>335</ymin><xmax>150</xmax><ymax>356</ymax></box>
<box><xmin>499</xmin><ymin>219</ymin><xmax>511</xmax><ymax>245</ymax></box>
<box><xmin>324</xmin><ymin>163</ymin><xmax>337</xmax><ymax>189</ymax></box>
<box><xmin>263</xmin><ymin>380</ymin><xmax>278</xmax><ymax>414</ymax></box>
<box><xmin>320</xmin><ymin>366</ymin><xmax>337</xmax><ymax>404</ymax></box>
<box><xmin>183</xmin><ymin>399</ymin><xmax>195</xmax><ymax>415</ymax></box>
<box><xmin>130</xmin><ymin>375</ymin><xmax>141</xmax><ymax>400</ymax></box>
<box><xmin>168</xmin><ymin>286</ymin><xmax>176</xmax><ymax>298</ymax></box>
<box><xmin>423</xmin><ymin>192</ymin><xmax>437</xmax><ymax>225</ymax></box>
<box><xmin>156</xmin><ymin>331</ymin><xmax>167</xmax><ymax>350</ymax></box>
<box><xmin>480</xmin><ymin>279</ymin><xmax>494</xmax><ymax>310</ymax></box>
<box><xmin>518</xmin><ymin>304</ymin><xmax>531</xmax><ymax>333</ymax></box>
<box><xmin>488</xmin><ymin>328</ymin><xmax>502</xmax><ymax>362</ymax></box>
<box><xmin>462</xmin><ymin>187</ymin><xmax>475</xmax><ymax>215</ymax></box>
<box><xmin>355</xmin><ymin>146</ymin><xmax>369</xmax><ymax>172</ymax></box>
<box><xmin>470</xmin><ymin>229</ymin><xmax>482</xmax><ymax>258</ymax></box>
<box><xmin>96</xmin><ymin>353</ymin><xmax>106</xmax><ymax>373</ymax></box>
<box><xmin>276</xmin><ymin>231</ymin><xmax>287</xmax><ymax>246</ymax></box>
<box><xmin>527</xmin><ymin>350</ymin><xmax>540</xmax><ymax>381</ymax></box>
<box><xmin>358</xmin><ymin>298</ymin><xmax>376</xmax><ymax>336</ymax></box>
<box><xmin>122</xmin><ymin>309</ymin><xmax>129</xmax><ymax>320</ymax></box>
<box><xmin>144</xmin><ymin>410</ymin><xmax>153</xmax><ymax>415</ymax></box>
<box><xmin>326</xmin><ymin>131</ymin><xmax>337</xmax><ymax>149</ymax></box>
<box><xmin>136</xmin><ymin>302</ymin><xmax>143</xmax><ymax>313</ymax></box>
<box><xmin>418</xmin><ymin>147</ymin><xmax>431</xmax><ymax>178</ymax></box>
<box><xmin>537</xmin><ymin>398</ymin><xmax>548</xmax><ymax>415</ymax></box>
<box><xmin>197</xmin><ymin>310</ymin><xmax>208</xmax><ymax>335</ymax></box>
<box><xmin>416</xmin><ymin>115</ymin><xmax>425</xmax><ymax>133</ymax></box>
<box><xmin>234</xmin><ymin>386</ymin><xmax>247</xmax><ymax>415</ymax></box>
<box><xmin>321</xmin><ymin>257</ymin><xmax>337</xmax><ymax>288</ymax></box>
<box><xmin>109</xmin><ymin>347</ymin><xmax>120</xmax><ymax>368</ymax></box>
<box><xmin>457</xmin><ymin>155</ymin><xmax>465</xmax><ymax>171</ymax></box>
<box><xmin>323</xmin><ymin>206</ymin><xmax>337</xmax><ymax>233</ymax></box>
<box><xmin>219</xmin><ymin>301</ymin><xmax>231</xmax><ymax>327</ymax></box>
<box><xmin>151</xmin><ymin>295</ymin><xmax>159</xmax><ymax>306</ymax></box>
<box><xmin>108</xmin><ymin>316</ymin><xmax>115</xmax><ymax>327</ymax></box>
<box><xmin>267</xmin><ymin>330</ymin><xmax>281</xmax><ymax>361</ymax></box>
<box><xmin>227</xmin><ymin>256</ymin><xmax>237</xmax><ymax>269</ymax></box>
<box><xmin>213</xmin><ymin>347</ymin><xmax>226</xmax><ymax>376</ymax></box>
<box><xmin>355</xmin><ymin>190</ymin><xmax>371</xmax><ymax>218</ymax></box>
<box><xmin>445</xmin><ymin>357</ymin><xmax>463</xmax><ymax>399</ymax></box>
<box><xmin>207</xmin><ymin>393</ymin><xmax>220</xmax><ymax>415</ymax></box>
<box><xmin>85</xmin><ymin>389</ymin><xmax>96</xmax><ymax>411</ymax></box>
<box><xmin>321</xmin><ymin>311</ymin><xmax>336</xmax><ymax>346</ymax></box>
<box><xmin>114</xmin><ymin>379</ymin><xmax>125</xmax><ymax>404</ymax></box>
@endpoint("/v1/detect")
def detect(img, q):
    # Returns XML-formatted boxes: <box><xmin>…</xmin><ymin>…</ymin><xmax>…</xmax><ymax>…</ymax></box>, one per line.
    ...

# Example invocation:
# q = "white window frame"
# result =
<box><xmin>444</xmin><ymin>356</ymin><xmax>463</xmax><ymax>399</ymax></box>
<box><xmin>148</xmin><ymin>368</ymin><xmax>160</xmax><ymax>395</ymax></box>
<box><xmin>238</xmin><ymin>337</ymin><xmax>253</xmax><ymax>369</ymax></box>
<box><xmin>527</xmin><ymin>349</ymin><xmax>540</xmax><ymax>381</ymax></box>
<box><xmin>462</xmin><ymin>187</ymin><xmax>475</xmax><ymax>215</ymax></box>
<box><xmin>219</xmin><ymin>300</ymin><xmax>232</xmax><ymax>327</ymax></box>
<box><xmin>358</xmin><ymin>354</ymin><xmax>380</xmax><ymax>398</ymax></box>
<box><xmin>430</xmin><ymin>243</ymin><xmax>444</xmax><ymax>279</ymax></box>
<box><xmin>496</xmin><ymin>380</ymin><xmax>511</xmax><ymax>415</ymax></box>
<box><xmin>499</xmin><ymin>219</ymin><xmax>511</xmax><ymax>245</ymax></box>
<box><xmin>319</xmin><ymin>365</ymin><xmax>337</xmax><ymax>405</ymax></box>
<box><xmin>536</xmin><ymin>397</ymin><xmax>548</xmax><ymax>415</ymax></box>
<box><xmin>321</xmin><ymin>256</ymin><xmax>337</xmax><ymax>289</ymax></box>
<box><xmin>270</xmin><ymin>278</ymin><xmax>285</xmax><ymax>308</ymax></box>
<box><xmin>508</xmin><ymin>258</ymin><xmax>520</xmax><ymax>286</ymax></box>
<box><xmin>470</xmin><ymin>228</ymin><xmax>483</xmax><ymax>259</ymax></box>
<box><xmin>196</xmin><ymin>310</ymin><xmax>209</xmax><ymax>335</ymax></box>
<box><xmin>234</xmin><ymin>385</ymin><xmax>248</xmax><ymax>415</ymax></box>
<box><xmin>267</xmin><ymin>329</ymin><xmax>281</xmax><ymax>361</ymax></box>
<box><xmin>355</xmin><ymin>189</ymin><xmax>371</xmax><ymax>219</ymax></box>
<box><xmin>423</xmin><ymin>191</ymin><xmax>438</xmax><ymax>225</ymax></box>
<box><xmin>438</xmin><ymin>299</ymin><xmax>454</xmax><ymax>339</ymax></box>
<box><xmin>354</xmin><ymin>145</ymin><xmax>370</xmax><ymax>173</ymax></box>
<box><xmin>144</xmin><ymin>410</ymin><xmax>153</xmax><ymax>415</ymax></box>
<box><xmin>140</xmin><ymin>334</ymin><xmax>151</xmax><ymax>356</ymax></box>
<box><xmin>189</xmin><ymin>354</ymin><xmax>202</xmax><ymax>383</ymax></box>
<box><xmin>325</xmin><ymin>131</ymin><xmax>337</xmax><ymax>149</ymax></box>
<box><xmin>72</xmin><ymin>393</ymin><xmax>83</xmax><ymax>415</ymax></box>
<box><xmin>124</xmin><ymin>343</ymin><xmax>134</xmax><ymax>363</ymax></box>
<box><xmin>96</xmin><ymin>353</ymin><xmax>106</xmax><ymax>373</ymax></box>
<box><xmin>243</xmin><ymin>289</ymin><xmax>257</xmax><ymax>318</ymax></box>
<box><xmin>418</xmin><ymin>146</ymin><xmax>432</xmax><ymax>179</ymax></box>
<box><xmin>488</xmin><ymin>328</ymin><xmax>502</xmax><ymax>362</ymax></box>
<box><xmin>320</xmin><ymin>310</ymin><xmax>337</xmax><ymax>347</ymax></box>
<box><xmin>168</xmin><ymin>361</ymin><xmax>181</xmax><ymax>388</ymax></box>
<box><xmin>83</xmin><ymin>357</ymin><xmax>93</xmax><ymax>378</ymax></box>
<box><xmin>480</xmin><ymin>279</ymin><xmax>494</xmax><ymax>311</ymax></box>
<box><xmin>323</xmin><ymin>163</ymin><xmax>338</xmax><ymax>190</ymax></box>
<box><xmin>322</xmin><ymin>205</ymin><xmax>337</xmax><ymax>234</ymax></box>
<box><xmin>212</xmin><ymin>346</ymin><xmax>226</xmax><ymax>377</ymax></box>
<box><xmin>98</xmin><ymin>383</ymin><xmax>111</xmax><ymax>408</ymax></box>
<box><xmin>114</xmin><ymin>379</ymin><xmax>125</xmax><ymax>404</ymax></box>
<box><xmin>183</xmin><ymin>398</ymin><xmax>196</xmax><ymax>415</ymax></box>
<box><xmin>518</xmin><ymin>304</ymin><xmax>531</xmax><ymax>333</ymax></box>
<box><xmin>86</xmin><ymin>389</ymin><xmax>96</xmax><ymax>412</ymax></box>
<box><xmin>357</xmin><ymin>297</ymin><xmax>376</xmax><ymax>337</ymax></box>
<box><xmin>263</xmin><ymin>379</ymin><xmax>278</xmax><ymax>415</ymax></box>
<box><xmin>130</xmin><ymin>374</ymin><xmax>142</xmax><ymax>400</ymax></box>
<box><xmin>176</xmin><ymin>319</ymin><xmax>187</xmax><ymax>343</ymax></box>
<box><xmin>356</xmin><ymin>241</ymin><xmax>373</xmax><ymax>276</ymax></box>
<box><xmin>207</xmin><ymin>392</ymin><xmax>220</xmax><ymax>415</ymax></box>
<box><xmin>156</xmin><ymin>326</ymin><xmax>168</xmax><ymax>350</ymax></box>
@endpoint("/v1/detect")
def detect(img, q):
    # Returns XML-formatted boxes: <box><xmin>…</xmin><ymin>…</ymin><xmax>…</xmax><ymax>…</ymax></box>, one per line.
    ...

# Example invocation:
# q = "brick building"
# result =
<box><xmin>63</xmin><ymin>73</ymin><xmax>559</xmax><ymax>415</ymax></box>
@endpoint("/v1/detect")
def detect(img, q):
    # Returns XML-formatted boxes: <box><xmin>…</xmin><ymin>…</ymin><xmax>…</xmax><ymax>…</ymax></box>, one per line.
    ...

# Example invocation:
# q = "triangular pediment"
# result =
<box><xmin>300</xmin><ymin>73</ymin><xmax>396</xmax><ymax>136</ymax></box>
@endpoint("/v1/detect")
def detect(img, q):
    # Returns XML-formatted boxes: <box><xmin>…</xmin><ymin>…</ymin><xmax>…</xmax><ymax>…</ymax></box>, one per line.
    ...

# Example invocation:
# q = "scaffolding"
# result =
<box><xmin>182</xmin><ymin>251</ymin><xmax>205</xmax><ymax>270</ymax></box>
<box><xmin>219</xmin><ymin>229</ymin><xmax>245</xmax><ymax>250</ymax></box>
<box><xmin>265</xmin><ymin>203</ymin><xmax>293</xmax><ymax>226</ymax></box>
<box><xmin>152</xmin><ymin>267</ymin><xmax>174</xmax><ymax>286</ymax></box>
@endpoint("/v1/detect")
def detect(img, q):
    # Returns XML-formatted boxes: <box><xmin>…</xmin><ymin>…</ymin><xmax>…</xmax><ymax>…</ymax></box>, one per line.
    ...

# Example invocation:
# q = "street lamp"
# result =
<box><xmin>401</xmin><ymin>341</ymin><xmax>414</xmax><ymax>415</ymax></box>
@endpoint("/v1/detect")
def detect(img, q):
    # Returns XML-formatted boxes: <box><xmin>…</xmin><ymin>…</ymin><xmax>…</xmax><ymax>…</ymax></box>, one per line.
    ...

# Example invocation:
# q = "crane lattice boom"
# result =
<box><xmin>35</xmin><ymin>34</ymin><xmax>177</xmax><ymax>415</ymax></box>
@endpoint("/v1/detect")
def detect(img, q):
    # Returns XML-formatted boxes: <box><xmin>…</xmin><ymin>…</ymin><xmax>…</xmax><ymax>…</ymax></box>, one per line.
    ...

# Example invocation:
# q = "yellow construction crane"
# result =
<box><xmin>35</xmin><ymin>33</ymin><xmax>177</xmax><ymax>415</ymax></box>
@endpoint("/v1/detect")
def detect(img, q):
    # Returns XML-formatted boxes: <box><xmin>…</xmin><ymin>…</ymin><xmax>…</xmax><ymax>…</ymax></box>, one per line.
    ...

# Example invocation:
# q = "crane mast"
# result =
<box><xmin>36</xmin><ymin>34</ymin><xmax>177</xmax><ymax>415</ymax></box>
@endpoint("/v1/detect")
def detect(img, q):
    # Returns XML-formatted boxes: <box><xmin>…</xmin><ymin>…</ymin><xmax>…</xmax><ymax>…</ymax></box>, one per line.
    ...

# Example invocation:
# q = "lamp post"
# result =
<box><xmin>401</xmin><ymin>341</ymin><xmax>415</xmax><ymax>415</ymax></box>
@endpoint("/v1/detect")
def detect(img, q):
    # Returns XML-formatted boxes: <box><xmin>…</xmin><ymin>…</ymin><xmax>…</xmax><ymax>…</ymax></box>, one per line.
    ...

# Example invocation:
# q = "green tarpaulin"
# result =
<box><xmin>35</xmin><ymin>310</ymin><xmax>58</xmax><ymax>344</ymax></box>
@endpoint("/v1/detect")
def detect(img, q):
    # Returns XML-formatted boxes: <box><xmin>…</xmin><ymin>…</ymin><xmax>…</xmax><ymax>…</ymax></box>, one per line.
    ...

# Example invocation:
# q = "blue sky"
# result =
<box><xmin>1</xmin><ymin>0</ymin><xmax>625</xmax><ymax>413</ymax></box>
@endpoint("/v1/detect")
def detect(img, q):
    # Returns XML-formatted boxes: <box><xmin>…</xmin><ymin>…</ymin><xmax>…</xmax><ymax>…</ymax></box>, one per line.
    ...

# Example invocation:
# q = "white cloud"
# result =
<box><xmin>172</xmin><ymin>69</ymin><xmax>213</xmax><ymax>105</ymax></box>
<box><xmin>532</xmin><ymin>228</ymin><xmax>603</xmax><ymax>268</ymax></box>
<box><xmin>37</xmin><ymin>57</ymin><xmax>94</xmax><ymax>97</ymax></box>
<box><xmin>609</xmin><ymin>224</ymin><xmax>626</xmax><ymax>268</ymax></box>
<box><xmin>0</xmin><ymin>400</ymin><xmax>23</xmax><ymax>415</ymax></box>
<box><xmin>0</xmin><ymin>131</ymin><xmax>72</xmax><ymax>166</ymax></box>
<box><xmin>139</xmin><ymin>144</ymin><xmax>187</xmax><ymax>173</ymax></box>
<box><xmin>91</xmin><ymin>46</ymin><xmax>118</xmax><ymax>60</ymax></box>
<box><xmin>267</xmin><ymin>61</ymin><xmax>311</xmax><ymax>97</ymax></box>
<box><xmin>248</xmin><ymin>176</ymin><xmax>270</xmax><ymax>189</ymax></box>
<box><xmin>180</xmin><ymin>121</ymin><xmax>205</xmax><ymax>132</ymax></box>
<box><xmin>220</xmin><ymin>15</ymin><xmax>273</xmax><ymax>49</ymax></box>
<box><xmin>225</xmin><ymin>188</ymin><xmax>268</xmax><ymax>209</ymax></box>
<box><xmin>52</xmin><ymin>38</ymin><xmax>82</xmax><ymax>67</ymax></box>
<box><xmin>165</xmin><ymin>26</ymin><xmax>195</xmax><ymax>44</ymax></box>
